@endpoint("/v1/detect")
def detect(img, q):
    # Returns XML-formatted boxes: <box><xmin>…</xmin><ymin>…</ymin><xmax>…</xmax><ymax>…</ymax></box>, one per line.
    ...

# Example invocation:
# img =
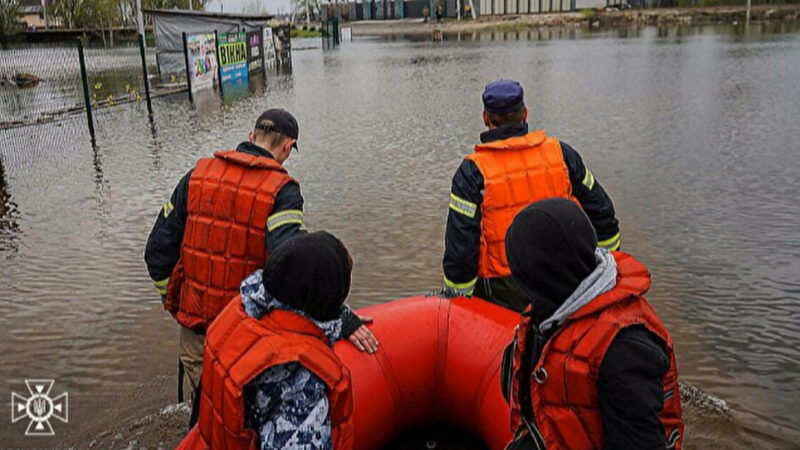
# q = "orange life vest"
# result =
<box><xmin>164</xmin><ymin>150</ymin><xmax>294</xmax><ymax>332</ymax></box>
<box><xmin>465</xmin><ymin>131</ymin><xmax>579</xmax><ymax>279</ymax></box>
<box><xmin>508</xmin><ymin>252</ymin><xmax>684</xmax><ymax>450</ymax></box>
<box><xmin>177</xmin><ymin>296</ymin><xmax>355</xmax><ymax>450</ymax></box>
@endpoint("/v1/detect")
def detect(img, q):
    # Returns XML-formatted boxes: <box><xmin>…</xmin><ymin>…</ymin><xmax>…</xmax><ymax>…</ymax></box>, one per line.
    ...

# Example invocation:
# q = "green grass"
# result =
<box><xmin>291</xmin><ymin>28</ymin><xmax>322</xmax><ymax>38</ymax></box>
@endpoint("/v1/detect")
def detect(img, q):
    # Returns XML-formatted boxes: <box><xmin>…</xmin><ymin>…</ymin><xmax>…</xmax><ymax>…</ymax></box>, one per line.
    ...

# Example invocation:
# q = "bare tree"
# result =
<box><xmin>242</xmin><ymin>0</ymin><xmax>270</xmax><ymax>14</ymax></box>
<box><xmin>0</xmin><ymin>0</ymin><xmax>21</xmax><ymax>40</ymax></box>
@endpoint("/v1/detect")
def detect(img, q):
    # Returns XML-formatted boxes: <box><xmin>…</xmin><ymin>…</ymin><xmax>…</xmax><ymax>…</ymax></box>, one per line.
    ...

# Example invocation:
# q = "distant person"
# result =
<box><xmin>423</xmin><ymin>5</ymin><xmax>430</xmax><ymax>23</ymax></box>
<box><xmin>440</xmin><ymin>79</ymin><xmax>620</xmax><ymax>311</ymax></box>
<box><xmin>500</xmin><ymin>199</ymin><xmax>684</xmax><ymax>450</ymax></box>
<box><xmin>144</xmin><ymin>109</ymin><xmax>376</xmax><ymax>406</ymax></box>
<box><xmin>436</xmin><ymin>3</ymin><xmax>443</xmax><ymax>22</ymax></box>
<box><xmin>178</xmin><ymin>231</ymin><xmax>369</xmax><ymax>449</ymax></box>
<box><xmin>464</xmin><ymin>3</ymin><xmax>472</xmax><ymax>18</ymax></box>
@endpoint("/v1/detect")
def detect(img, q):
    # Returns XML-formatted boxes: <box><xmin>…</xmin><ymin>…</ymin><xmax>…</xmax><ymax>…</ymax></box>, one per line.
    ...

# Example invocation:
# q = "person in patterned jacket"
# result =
<box><xmin>180</xmin><ymin>232</ymin><xmax>375</xmax><ymax>450</ymax></box>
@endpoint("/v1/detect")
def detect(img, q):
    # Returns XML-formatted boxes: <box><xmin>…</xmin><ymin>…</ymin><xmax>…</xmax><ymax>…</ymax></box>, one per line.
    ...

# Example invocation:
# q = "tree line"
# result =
<box><xmin>0</xmin><ymin>0</ymin><xmax>208</xmax><ymax>36</ymax></box>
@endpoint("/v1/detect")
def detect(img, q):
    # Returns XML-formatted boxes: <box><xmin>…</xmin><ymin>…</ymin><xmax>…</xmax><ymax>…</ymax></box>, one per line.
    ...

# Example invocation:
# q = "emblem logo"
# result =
<box><xmin>11</xmin><ymin>379</ymin><xmax>68</xmax><ymax>436</ymax></box>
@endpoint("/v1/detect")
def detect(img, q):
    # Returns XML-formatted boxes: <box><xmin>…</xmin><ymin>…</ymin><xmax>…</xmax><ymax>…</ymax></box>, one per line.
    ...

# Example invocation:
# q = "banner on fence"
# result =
<box><xmin>246</xmin><ymin>31</ymin><xmax>264</xmax><ymax>74</ymax></box>
<box><xmin>218</xmin><ymin>31</ymin><xmax>248</xmax><ymax>88</ymax></box>
<box><xmin>273</xmin><ymin>25</ymin><xmax>292</xmax><ymax>70</ymax></box>
<box><xmin>263</xmin><ymin>27</ymin><xmax>276</xmax><ymax>71</ymax></box>
<box><xmin>187</xmin><ymin>32</ymin><xmax>219</xmax><ymax>92</ymax></box>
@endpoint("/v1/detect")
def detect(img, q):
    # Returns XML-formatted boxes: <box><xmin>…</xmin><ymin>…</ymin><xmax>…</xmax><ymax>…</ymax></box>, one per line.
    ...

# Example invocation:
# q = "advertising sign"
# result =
<box><xmin>246</xmin><ymin>31</ymin><xmax>264</xmax><ymax>74</ymax></box>
<box><xmin>273</xmin><ymin>25</ymin><xmax>292</xmax><ymax>71</ymax></box>
<box><xmin>262</xmin><ymin>27</ymin><xmax>276</xmax><ymax>71</ymax></box>
<box><xmin>186</xmin><ymin>32</ymin><xmax>218</xmax><ymax>92</ymax></box>
<box><xmin>217</xmin><ymin>31</ymin><xmax>248</xmax><ymax>87</ymax></box>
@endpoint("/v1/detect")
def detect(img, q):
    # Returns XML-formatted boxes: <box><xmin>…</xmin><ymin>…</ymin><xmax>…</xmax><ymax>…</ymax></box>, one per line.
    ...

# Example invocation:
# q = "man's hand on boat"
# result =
<box><xmin>347</xmin><ymin>315</ymin><xmax>379</xmax><ymax>354</ymax></box>
<box><xmin>428</xmin><ymin>286</ymin><xmax>466</xmax><ymax>299</ymax></box>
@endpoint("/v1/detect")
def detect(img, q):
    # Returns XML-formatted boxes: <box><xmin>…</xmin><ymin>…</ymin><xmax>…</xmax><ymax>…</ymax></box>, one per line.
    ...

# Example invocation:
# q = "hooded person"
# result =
<box><xmin>178</xmin><ymin>231</ymin><xmax>376</xmax><ymax>450</ymax></box>
<box><xmin>500</xmin><ymin>199</ymin><xmax>684</xmax><ymax>450</ymax></box>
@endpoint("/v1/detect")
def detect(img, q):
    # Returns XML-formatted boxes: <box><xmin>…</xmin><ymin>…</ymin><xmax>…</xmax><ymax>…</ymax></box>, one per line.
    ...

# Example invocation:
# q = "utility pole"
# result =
<box><xmin>745</xmin><ymin>0</ymin><xmax>751</xmax><ymax>26</ymax></box>
<box><xmin>306</xmin><ymin>0</ymin><xmax>311</xmax><ymax>26</ymax></box>
<box><xmin>468</xmin><ymin>0</ymin><xmax>476</xmax><ymax>19</ymax></box>
<box><xmin>136</xmin><ymin>0</ymin><xmax>145</xmax><ymax>37</ymax></box>
<box><xmin>41</xmin><ymin>0</ymin><xmax>49</xmax><ymax>29</ymax></box>
<box><xmin>135</xmin><ymin>0</ymin><xmax>152</xmax><ymax>119</ymax></box>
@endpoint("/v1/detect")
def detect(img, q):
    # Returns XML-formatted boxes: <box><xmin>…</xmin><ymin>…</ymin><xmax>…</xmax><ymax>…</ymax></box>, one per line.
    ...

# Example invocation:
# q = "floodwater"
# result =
<box><xmin>1</xmin><ymin>22</ymin><xmax>800</xmax><ymax>447</ymax></box>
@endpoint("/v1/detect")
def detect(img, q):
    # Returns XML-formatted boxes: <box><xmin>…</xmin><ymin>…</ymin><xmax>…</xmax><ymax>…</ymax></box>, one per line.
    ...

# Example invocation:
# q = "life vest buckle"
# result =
<box><xmin>533</xmin><ymin>366</ymin><xmax>548</xmax><ymax>384</ymax></box>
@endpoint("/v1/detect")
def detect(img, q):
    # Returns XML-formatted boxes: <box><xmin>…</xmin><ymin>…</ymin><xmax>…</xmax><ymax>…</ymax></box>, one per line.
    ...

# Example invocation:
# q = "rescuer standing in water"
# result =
<box><xmin>178</xmin><ymin>232</ymin><xmax>359</xmax><ymax>449</ymax></box>
<box><xmin>500</xmin><ymin>199</ymin><xmax>683</xmax><ymax>449</ymax></box>
<box><xmin>441</xmin><ymin>79</ymin><xmax>621</xmax><ymax>311</ymax></box>
<box><xmin>144</xmin><ymin>109</ymin><xmax>377</xmax><ymax>405</ymax></box>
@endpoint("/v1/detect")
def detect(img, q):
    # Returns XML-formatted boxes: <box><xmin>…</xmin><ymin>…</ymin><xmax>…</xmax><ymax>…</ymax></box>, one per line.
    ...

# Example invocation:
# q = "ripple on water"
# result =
<box><xmin>1</xmin><ymin>26</ymin><xmax>800</xmax><ymax>444</ymax></box>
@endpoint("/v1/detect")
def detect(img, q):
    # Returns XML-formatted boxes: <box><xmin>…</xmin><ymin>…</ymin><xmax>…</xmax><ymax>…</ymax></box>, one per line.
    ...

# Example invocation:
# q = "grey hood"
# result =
<box><xmin>539</xmin><ymin>248</ymin><xmax>618</xmax><ymax>334</ymax></box>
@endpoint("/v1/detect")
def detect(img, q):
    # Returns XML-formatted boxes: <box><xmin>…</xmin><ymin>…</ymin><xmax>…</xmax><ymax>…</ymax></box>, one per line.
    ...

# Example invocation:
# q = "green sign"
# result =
<box><xmin>217</xmin><ymin>31</ymin><xmax>248</xmax><ymax>87</ymax></box>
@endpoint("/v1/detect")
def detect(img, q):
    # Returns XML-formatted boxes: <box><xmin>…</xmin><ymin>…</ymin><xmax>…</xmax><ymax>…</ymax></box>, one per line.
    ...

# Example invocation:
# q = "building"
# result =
<box><xmin>18</xmin><ymin>0</ymin><xmax>61</xmax><ymax>30</ymax></box>
<box><xmin>329</xmin><ymin>0</ymin><xmax>609</xmax><ymax>20</ymax></box>
<box><xmin>144</xmin><ymin>9</ymin><xmax>274</xmax><ymax>76</ymax></box>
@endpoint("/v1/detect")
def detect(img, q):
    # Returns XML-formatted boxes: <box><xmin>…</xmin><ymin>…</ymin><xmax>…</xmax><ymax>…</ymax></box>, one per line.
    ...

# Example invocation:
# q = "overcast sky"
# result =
<box><xmin>204</xmin><ymin>0</ymin><xmax>293</xmax><ymax>16</ymax></box>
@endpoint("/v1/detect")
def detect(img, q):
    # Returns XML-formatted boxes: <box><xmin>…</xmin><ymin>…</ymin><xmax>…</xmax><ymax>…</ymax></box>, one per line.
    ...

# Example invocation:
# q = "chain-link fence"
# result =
<box><xmin>0</xmin><ymin>37</ymin><xmax>164</xmax><ymax>134</ymax></box>
<box><xmin>84</xmin><ymin>41</ymin><xmax>158</xmax><ymax>114</ymax></box>
<box><xmin>1</xmin><ymin>24</ymin><xmax>292</xmax><ymax>141</ymax></box>
<box><xmin>0</xmin><ymin>43</ymin><xmax>84</xmax><ymax>128</ymax></box>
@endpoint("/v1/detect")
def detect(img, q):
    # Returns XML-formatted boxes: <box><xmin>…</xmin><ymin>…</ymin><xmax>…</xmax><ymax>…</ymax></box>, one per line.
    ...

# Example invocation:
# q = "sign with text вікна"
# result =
<box><xmin>246</xmin><ymin>31</ymin><xmax>263</xmax><ymax>74</ymax></box>
<box><xmin>218</xmin><ymin>31</ymin><xmax>248</xmax><ymax>88</ymax></box>
<box><xmin>186</xmin><ymin>32</ymin><xmax>218</xmax><ymax>92</ymax></box>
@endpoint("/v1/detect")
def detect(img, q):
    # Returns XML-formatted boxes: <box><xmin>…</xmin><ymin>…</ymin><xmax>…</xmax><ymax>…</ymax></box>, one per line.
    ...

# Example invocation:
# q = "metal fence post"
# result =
<box><xmin>260</xmin><ymin>26</ymin><xmax>267</xmax><ymax>78</ymax></box>
<box><xmin>138</xmin><ymin>33</ymin><xmax>153</xmax><ymax>118</ymax></box>
<box><xmin>77</xmin><ymin>37</ymin><xmax>96</xmax><ymax>146</ymax></box>
<box><xmin>333</xmin><ymin>17</ymin><xmax>339</xmax><ymax>45</ymax></box>
<box><xmin>215</xmin><ymin>30</ymin><xmax>224</xmax><ymax>97</ymax></box>
<box><xmin>182</xmin><ymin>32</ymin><xmax>193</xmax><ymax>102</ymax></box>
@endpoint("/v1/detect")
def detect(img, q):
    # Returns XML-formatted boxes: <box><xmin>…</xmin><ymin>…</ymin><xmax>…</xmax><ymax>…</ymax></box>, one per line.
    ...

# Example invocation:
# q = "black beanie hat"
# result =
<box><xmin>263</xmin><ymin>231</ymin><xmax>352</xmax><ymax>322</ymax></box>
<box><xmin>505</xmin><ymin>198</ymin><xmax>598</xmax><ymax>314</ymax></box>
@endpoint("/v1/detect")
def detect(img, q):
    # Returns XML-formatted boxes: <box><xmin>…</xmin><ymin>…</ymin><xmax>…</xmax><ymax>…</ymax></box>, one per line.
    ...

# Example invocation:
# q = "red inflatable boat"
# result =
<box><xmin>334</xmin><ymin>295</ymin><xmax>518</xmax><ymax>450</ymax></box>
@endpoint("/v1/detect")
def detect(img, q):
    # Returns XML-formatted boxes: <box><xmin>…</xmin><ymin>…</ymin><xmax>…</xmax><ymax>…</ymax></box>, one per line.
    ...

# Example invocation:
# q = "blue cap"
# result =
<box><xmin>482</xmin><ymin>79</ymin><xmax>525</xmax><ymax>114</ymax></box>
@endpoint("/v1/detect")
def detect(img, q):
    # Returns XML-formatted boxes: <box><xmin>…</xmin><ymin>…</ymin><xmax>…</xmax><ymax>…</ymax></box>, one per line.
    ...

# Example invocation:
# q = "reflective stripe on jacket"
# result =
<box><xmin>177</xmin><ymin>296</ymin><xmax>355</xmax><ymax>450</ymax></box>
<box><xmin>465</xmin><ymin>130</ymin><xmax>579</xmax><ymax>279</ymax></box>
<box><xmin>164</xmin><ymin>150</ymin><xmax>294</xmax><ymax>332</ymax></box>
<box><xmin>508</xmin><ymin>252</ymin><xmax>684</xmax><ymax>450</ymax></box>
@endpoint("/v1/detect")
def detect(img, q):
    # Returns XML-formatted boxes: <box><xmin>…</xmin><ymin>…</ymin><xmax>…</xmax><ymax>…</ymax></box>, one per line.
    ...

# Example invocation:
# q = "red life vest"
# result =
<box><xmin>465</xmin><ymin>131</ymin><xmax>579</xmax><ymax>279</ymax></box>
<box><xmin>164</xmin><ymin>150</ymin><xmax>294</xmax><ymax>332</ymax></box>
<box><xmin>508</xmin><ymin>252</ymin><xmax>684</xmax><ymax>450</ymax></box>
<box><xmin>177</xmin><ymin>296</ymin><xmax>355</xmax><ymax>450</ymax></box>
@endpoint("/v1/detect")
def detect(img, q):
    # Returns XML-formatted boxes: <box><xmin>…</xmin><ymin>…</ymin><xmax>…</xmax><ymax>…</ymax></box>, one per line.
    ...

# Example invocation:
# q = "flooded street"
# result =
<box><xmin>1</xmin><ymin>23</ymin><xmax>800</xmax><ymax>447</ymax></box>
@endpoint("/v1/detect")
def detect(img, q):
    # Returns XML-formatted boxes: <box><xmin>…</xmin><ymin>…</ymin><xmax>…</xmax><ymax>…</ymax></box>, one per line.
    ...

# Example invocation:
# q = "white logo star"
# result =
<box><xmin>11</xmin><ymin>379</ymin><xmax>68</xmax><ymax>436</ymax></box>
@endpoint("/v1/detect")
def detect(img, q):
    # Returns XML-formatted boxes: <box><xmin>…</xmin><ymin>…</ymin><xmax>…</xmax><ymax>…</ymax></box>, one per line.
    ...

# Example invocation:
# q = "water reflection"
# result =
<box><xmin>373</xmin><ymin>21</ymin><xmax>800</xmax><ymax>44</ymax></box>
<box><xmin>149</xmin><ymin>120</ymin><xmax>164</xmax><ymax>169</ymax></box>
<box><xmin>1</xmin><ymin>24</ymin><xmax>799</xmax><ymax>446</ymax></box>
<box><xmin>0</xmin><ymin>153</ymin><xmax>20</xmax><ymax>255</ymax></box>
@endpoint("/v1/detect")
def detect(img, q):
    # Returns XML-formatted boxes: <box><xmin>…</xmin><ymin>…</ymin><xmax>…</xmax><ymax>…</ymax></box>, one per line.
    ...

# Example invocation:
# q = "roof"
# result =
<box><xmin>143</xmin><ymin>8</ymin><xmax>273</xmax><ymax>21</ymax></box>
<box><xmin>19</xmin><ymin>5</ymin><xmax>43</xmax><ymax>14</ymax></box>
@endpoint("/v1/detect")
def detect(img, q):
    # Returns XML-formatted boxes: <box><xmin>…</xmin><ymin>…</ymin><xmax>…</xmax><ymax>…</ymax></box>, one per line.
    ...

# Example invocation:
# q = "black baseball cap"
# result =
<box><xmin>255</xmin><ymin>108</ymin><xmax>299</xmax><ymax>150</ymax></box>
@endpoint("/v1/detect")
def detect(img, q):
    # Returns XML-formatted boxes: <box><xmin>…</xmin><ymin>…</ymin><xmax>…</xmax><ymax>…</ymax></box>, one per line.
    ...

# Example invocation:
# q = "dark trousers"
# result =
<box><xmin>473</xmin><ymin>276</ymin><xmax>530</xmax><ymax>313</ymax></box>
